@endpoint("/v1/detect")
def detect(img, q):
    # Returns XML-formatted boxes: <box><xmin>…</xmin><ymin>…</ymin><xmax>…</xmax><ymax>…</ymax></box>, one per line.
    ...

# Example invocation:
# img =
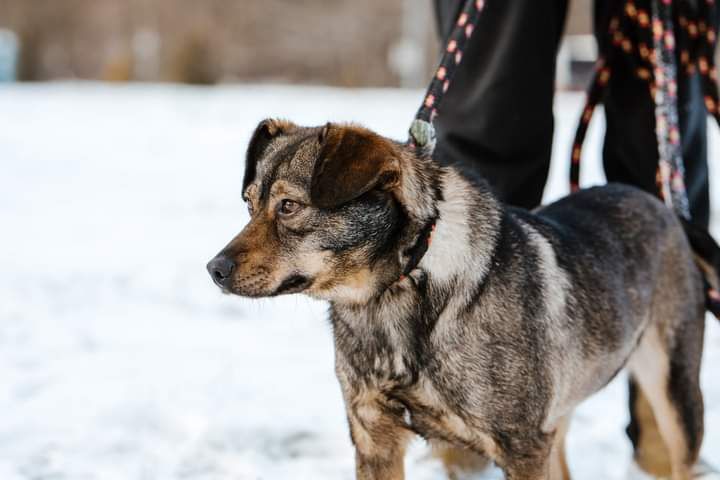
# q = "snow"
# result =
<box><xmin>0</xmin><ymin>83</ymin><xmax>718</xmax><ymax>479</ymax></box>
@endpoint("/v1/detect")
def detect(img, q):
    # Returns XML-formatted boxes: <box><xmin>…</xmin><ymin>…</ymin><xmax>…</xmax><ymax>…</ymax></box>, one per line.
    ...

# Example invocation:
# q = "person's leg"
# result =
<box><xmin>433</xmin><ymin>0</ymin><xmax>569</xmax><ymax>209</ymax></box>
<box><xmin>595</xmin><ymin>1</ymin><xmax>711</xmax><ymax>227</ymax></box>
<box><xmin>679</xmin><ymin>71</ymin><xmax>711</xmax><ymax>227</ymax></box>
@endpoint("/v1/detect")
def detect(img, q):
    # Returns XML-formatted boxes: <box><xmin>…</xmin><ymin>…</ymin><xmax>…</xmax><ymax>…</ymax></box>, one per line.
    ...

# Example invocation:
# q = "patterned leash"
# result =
<box><xmin>408</xmin><ymin>0</ymin><xmax>486</xmax><ymax>153</ymax></box>
<box><xmin>652</xmin><ymin>0</ymin><xmax>690</xmax><ymax>217</ymax></box>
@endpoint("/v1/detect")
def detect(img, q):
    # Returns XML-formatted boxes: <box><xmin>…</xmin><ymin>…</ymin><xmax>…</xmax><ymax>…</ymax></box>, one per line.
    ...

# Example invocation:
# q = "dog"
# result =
<box><xmin>207</xmin><ymin>119</ymin><xmax>720</xmax><ymax>480</ymax></box>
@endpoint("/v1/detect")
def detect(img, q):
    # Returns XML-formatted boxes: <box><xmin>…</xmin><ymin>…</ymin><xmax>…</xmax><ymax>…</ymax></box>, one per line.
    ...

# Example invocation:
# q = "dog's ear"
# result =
<box><xmin>243</xmin><ymin>119</ymin><xmax>297</xmax><ymax>192</ymax></box>
<box><xmin>310</xmin><ymin>124</ymin><xmax>400</xmax><ymax>208</ymax></box>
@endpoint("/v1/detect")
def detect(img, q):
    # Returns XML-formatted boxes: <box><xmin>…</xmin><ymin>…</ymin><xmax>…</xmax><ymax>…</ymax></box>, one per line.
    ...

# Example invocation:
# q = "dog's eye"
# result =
<box><xmin>278</xmin><ymin>199</ymin><xmax>301</xmax><ymax>216</ymax></box>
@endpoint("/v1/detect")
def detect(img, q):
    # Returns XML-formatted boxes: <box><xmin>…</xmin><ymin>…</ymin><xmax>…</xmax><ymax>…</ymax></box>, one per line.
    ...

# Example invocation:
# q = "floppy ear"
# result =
<box><xmin>242</xmin><ymin>119</ymin><xmax>296</xmax><ymax>192</ymax></box>
<box><xmin>310</xmin><ymin>124</ymin><xmax>400</xmax><ymax>208</ymax></box>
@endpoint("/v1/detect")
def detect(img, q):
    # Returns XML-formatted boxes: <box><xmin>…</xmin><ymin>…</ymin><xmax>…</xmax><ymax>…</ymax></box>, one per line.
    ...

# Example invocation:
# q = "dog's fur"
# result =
<box><xmin>208</xmin><ymin>120</ymin><xmax>720</xmax><ymax>480</ymax></box>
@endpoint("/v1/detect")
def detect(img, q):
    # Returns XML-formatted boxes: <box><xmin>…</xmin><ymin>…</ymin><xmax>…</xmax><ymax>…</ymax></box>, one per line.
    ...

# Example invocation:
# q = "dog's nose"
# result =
<box><xmin>207</xmin><ymin>255</ymin><xmax>236</xmax><ymax>288</ymax></box>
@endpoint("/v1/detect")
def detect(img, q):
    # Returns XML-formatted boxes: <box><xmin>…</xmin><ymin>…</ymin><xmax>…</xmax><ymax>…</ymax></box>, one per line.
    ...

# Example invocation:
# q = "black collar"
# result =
<box><xmin>400</xmin><ymin>217</ymin><xmax>437</xmax><ymax>279</ymax></box>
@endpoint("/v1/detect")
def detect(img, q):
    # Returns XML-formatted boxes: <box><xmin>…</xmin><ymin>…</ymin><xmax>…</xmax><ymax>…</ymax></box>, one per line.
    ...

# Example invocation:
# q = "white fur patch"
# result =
<box><xmin>421</xmin><ymin>171</ymin><xmax>495</xmax><ymax>285</ymax></box>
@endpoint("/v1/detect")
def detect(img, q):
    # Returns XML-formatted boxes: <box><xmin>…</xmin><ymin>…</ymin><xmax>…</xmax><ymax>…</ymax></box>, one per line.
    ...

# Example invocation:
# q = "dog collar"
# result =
<box><xmin>399</xmin><ymin>218</ymin><xmax>437</xmax><ymax>280</ymax></box>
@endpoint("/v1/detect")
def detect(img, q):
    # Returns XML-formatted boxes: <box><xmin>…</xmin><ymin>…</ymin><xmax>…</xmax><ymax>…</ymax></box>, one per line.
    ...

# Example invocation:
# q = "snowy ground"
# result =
<box><xmin>0</xmin><ymin>83</ymin><xmax>719</xmax><ymax>480</ymax></box>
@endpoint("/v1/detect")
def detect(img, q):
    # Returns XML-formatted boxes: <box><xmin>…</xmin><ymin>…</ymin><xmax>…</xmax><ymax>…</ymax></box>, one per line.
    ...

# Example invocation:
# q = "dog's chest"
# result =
<box><xmin>333</xmin><ymin>309</ymin><xmax>421</xmax><ymax>384</ymax></box>
<box><xmin>332</xmin><ymin>296</ymin><xmax>499</xmax><ymax>447</ymax></box>
<box><xmin>337</xmin><ymin>334</ymin><xmax>450</xmax><ymax>428</ymax></box>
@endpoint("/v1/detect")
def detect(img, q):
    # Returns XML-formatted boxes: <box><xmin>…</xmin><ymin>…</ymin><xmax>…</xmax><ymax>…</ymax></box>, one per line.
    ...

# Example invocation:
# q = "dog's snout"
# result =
<box><xmin>207</xmin><ymin>255</ymin><xmax>236</xmax><ymax>288</ymax></box>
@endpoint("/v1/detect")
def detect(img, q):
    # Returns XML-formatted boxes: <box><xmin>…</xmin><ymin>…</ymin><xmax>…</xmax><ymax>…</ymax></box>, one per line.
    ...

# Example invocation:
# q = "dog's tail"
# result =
<box><xmin>680</xmin><ymin>218</ymin><xmax>720</xmax><ymax>319</ymax></box>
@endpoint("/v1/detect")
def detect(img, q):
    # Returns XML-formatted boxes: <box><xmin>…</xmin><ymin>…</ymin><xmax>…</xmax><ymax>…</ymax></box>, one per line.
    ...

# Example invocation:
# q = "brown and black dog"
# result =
<box><xmin>208</xmin><ymin>119</ymin><xmax>720</xmax><ymax>480</ymax></box>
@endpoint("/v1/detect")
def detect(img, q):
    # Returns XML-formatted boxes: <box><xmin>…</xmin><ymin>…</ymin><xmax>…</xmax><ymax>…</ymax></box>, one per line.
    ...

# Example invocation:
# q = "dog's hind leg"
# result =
<box><xmin>626</xmin><ymin>377</ymin><xmax>672</xmax><ymax>477</ymax></box>
<box><xmin>628</xmin><ymin>322</ymin><xmax>704</xmax><ymax>480</ymax></box>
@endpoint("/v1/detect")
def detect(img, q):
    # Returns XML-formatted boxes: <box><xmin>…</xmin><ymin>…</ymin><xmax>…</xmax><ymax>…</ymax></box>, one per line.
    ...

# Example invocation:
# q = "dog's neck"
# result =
<box><xmin>330</xmin><ymin>164</ymin><xmax>502</xmax><ymax>328</ymax></box>
<box><xmin>389</xmin><ymin>148</ymin><xmax>502</xmax><ymax>284</ymax></box>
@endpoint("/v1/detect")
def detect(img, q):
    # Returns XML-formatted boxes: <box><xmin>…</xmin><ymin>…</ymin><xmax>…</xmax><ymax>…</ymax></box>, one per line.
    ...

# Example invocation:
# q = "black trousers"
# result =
<box><xmin>433</xmin><ymin>0</ymin><xmax>711</xmax><ymax>227</ymax></box>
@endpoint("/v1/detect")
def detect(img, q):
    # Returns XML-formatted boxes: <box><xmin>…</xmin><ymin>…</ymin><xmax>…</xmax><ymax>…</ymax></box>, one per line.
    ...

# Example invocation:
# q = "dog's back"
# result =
<box><xmin>534</xmin><ymin>183</ymin><xmax>705</xmax><ymax>344</ymax></box>
<box><xmin>533</xmin><ymin>183</ymin><xmax>704</xmax><ymax>338</ymax></box>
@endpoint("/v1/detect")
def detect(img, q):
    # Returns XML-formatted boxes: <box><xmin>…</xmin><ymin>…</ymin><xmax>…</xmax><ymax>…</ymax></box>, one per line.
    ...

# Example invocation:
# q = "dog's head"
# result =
<box><xmin>207</xmin><ymin>119</ymin><xmax>436</xmax><ymax>303</ymax></box>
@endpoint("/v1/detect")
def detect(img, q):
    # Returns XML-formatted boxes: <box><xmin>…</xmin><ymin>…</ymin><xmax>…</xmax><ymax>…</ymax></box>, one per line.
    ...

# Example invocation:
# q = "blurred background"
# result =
<box><xmin>0</xmin><ymin>0</ymin><xmax>604</xmax><ymax>88</ymax></box>
<box><xmin>1</xmin><ymin>1</ymin><xmax>719</xmax><ymax>480</ymax></box>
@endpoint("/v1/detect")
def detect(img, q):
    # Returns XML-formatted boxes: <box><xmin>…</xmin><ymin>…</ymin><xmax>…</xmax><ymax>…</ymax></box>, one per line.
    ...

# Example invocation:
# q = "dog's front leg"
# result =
<box><xmin>503</xmin><ymin>457</ymin><xmax>551</xmax><ymax>480</ymax></box>
<box><xmin>499</xmin><ymin>434</ymin><xmax>555</xmax><ymax>480</ymax></box>
<box><xmin>355</xmin><ymin>447</ymin><xmax>406</xmax><ymax>480</ymax></box>
<box><xmin>347</xmin><ymin>397</ymin><xmax>412</xmax><ymax>480</ymax></box>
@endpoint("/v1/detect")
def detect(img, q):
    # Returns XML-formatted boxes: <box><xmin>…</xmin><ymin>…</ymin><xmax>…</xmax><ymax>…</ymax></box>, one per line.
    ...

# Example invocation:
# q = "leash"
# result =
<box><xmin>408</xmin><ymin>0</ymin><xmax>486</xmax><ymax>154</ymax></box>
<box><xmin>399</xmin><ymin>0</ymin><xmax>485</xmax><ymax>279</ymax></box>
<box><xmin>651</xmin><ymin>0</ymin><xmax>690</xmax><ymax>217</ymax></box>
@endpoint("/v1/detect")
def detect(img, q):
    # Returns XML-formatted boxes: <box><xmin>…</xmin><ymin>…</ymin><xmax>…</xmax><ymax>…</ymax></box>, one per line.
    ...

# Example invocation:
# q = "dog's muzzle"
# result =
<box><xmin>207</xmin><ymin>255</ymin><xmax>235</xmax><ymax>289</ymax></box>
